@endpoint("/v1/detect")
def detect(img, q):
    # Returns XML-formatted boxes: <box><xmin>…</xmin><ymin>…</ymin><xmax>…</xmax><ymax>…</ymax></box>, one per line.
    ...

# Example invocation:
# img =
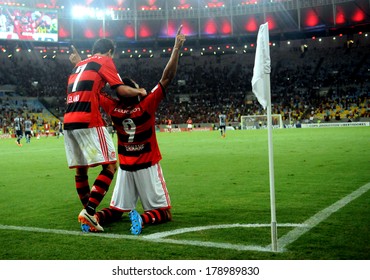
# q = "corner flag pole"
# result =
<box><xmin>266</xmin><ymin>64</ymin><xmax>278</xmax><ymax>252</ymax></box>
<box><xmin>251</xmin><ymin>22</ymin><xmax>278</xmax><ymax>252</ymax></box>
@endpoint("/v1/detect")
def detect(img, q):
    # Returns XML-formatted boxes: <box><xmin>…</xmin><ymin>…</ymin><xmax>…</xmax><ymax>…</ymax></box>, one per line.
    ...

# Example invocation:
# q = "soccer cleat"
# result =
<box><xmin>78</xmin><ymin>209</ymin><xmax>104</xmax><ymax>232</ymax></box>
<box><xmin>80</xmin><ymin>214</ymin><xmax>101</xmax><ymax>232</ymax></box>
<box><xmin>129</xmin><ymin>209</ymin><xmax>143</xmax><ymax>235</ymax></box>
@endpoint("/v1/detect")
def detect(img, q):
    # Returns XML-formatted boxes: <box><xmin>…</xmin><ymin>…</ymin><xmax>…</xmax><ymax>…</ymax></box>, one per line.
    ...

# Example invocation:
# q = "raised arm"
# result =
<box><xmin>116</xmin><ymin>84</ymin><xmax>147</xmax><ymax>98</ymax></box>
<box><xmin>69</xmin><ymin>45</ymin><xmax>82</xmax><ymax>65</ymax></box>
<box><xmin>160</xmin><ymin>25</ymin><xmax>186</xmax><ymax>89</ymax></box>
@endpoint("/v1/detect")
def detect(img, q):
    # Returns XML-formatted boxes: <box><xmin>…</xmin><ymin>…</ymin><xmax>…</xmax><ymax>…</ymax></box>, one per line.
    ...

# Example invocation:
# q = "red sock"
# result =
<box><xmin>86</xmin><ymin>169</ymin><xmax>114</xmax><ymax>215</ymax></box>
<box><xmin>95</xmin><ymin>208</ymin><xmax>123</xmax><ymax>225</ymax></box>
<box><xmin>141</xmin><ymin>209</ymin><xmax>172</xmax><ymax>225</ymax></box>
<box><xmin>75</xmin><ymin>175</ymin><xmax>90</xmax><ymax>207</ymax></box>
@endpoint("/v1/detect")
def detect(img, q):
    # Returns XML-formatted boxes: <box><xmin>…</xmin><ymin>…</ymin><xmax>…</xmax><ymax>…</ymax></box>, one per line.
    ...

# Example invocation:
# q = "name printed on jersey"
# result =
<box><xmin>125</xmin><ymin>144</ymin><xmax>145</xmax><ymax>152</ymax></box>
<box><xmin>114</xmin><ymin>107</ymin><xmax>142</xmax><ymax>114</ymax></box>
<box><xmin>67</xmin><ymin>94</ymin><xmax>80</xmax><ymax>103</ymax></box>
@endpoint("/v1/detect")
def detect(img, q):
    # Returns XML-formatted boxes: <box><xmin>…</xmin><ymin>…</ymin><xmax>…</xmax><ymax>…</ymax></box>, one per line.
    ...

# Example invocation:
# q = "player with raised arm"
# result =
<box><xmin>92</xmin><ymin>25</ymin><xmax>186</xmax><ymax>234</ymax></box>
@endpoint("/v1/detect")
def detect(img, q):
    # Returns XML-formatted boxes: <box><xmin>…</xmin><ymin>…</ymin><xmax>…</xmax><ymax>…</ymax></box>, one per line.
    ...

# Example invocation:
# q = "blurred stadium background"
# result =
<box><xmin>0</xmin><ymin>0</ymin><xmax>369</xmax><ymax>135</ymax></box>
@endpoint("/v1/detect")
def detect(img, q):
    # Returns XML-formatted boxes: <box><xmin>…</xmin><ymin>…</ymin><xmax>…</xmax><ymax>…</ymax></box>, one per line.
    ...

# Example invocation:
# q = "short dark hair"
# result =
<box><xmin>92</xmin><ymin>39</ymin><xmax>115</xmax><ymax>55</ymax></box>
<box><xmin>121</xmin><ymin>77</ymin><xmax>138</xmax><ymax>89</ymax></box>
<box><xmin>118</xmin><ymin>77</ymin><xmax>141</xmax><ymax>104</ymax></box>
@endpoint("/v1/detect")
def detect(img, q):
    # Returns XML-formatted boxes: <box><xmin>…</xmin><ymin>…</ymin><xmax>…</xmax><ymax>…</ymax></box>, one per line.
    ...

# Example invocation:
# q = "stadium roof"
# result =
<box><xmin>0</xmin><ymin>0</ymin><xmax>369</xmax><ymax>48</ymax></box>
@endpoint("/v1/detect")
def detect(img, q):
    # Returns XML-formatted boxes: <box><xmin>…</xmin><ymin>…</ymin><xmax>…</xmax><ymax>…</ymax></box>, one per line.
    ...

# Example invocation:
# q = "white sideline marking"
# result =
<box><xmin>143</xmin><ymin>223</ymin><xmax>306</xmax><ymax>239</ymax></box>
<box><xmin>0</xmin><ymin>223</ymin><xmax>302</xmax><ymax>253</ymax></box>
<box><xmin>0</xmin><ymin>183</ymin><xmax>369</xmax><ymax>253</ymax></box>
<box><xmin>277</xmin><ymin>182</ymin><xmax>370</xmax><ymax>252</ymax></box>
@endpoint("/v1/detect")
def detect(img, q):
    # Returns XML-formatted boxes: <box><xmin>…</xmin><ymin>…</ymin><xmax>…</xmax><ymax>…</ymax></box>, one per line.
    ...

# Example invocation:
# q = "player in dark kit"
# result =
<box><xmin>92</xmin><ymin>26</ymin><xmax>186</xmax><ymax>235</ymax></box>
<box><xmin>64</xmin><ymin>39</ymin><xmax>147</xmax><ymax>232</ymax></box>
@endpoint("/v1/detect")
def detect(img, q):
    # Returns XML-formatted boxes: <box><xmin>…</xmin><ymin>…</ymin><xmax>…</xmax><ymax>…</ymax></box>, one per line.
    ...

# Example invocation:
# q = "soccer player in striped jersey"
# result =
<box><xmin>186</xmin><ymin>117</ymin><xmax>193</xmax><ymax>131</ymax></box>
<box><xmin>64</xmin><ymin>39</ymin><xmax>147</xmax><ymax>232</ymax></box>
<box><xmin>94</xmin><ymin>25</ymin><xmax>186</xmax><ymax>234</ymax></box>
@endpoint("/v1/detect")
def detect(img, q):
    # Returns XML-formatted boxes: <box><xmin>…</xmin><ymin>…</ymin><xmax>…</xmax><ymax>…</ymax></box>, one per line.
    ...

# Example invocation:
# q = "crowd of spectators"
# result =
<box><xmin>1</xmin><ymin>37</ymin><xmax>370</xmax><ymax>130</ymax></box>
<box><xmin>0</xmin><ymin>108</ymin><xmax>58</xmax><ymax>135</ymax></box>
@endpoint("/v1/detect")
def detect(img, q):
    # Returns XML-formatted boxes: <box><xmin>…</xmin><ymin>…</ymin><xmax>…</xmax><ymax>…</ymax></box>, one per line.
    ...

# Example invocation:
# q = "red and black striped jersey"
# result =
<box><xmin>64</xmin><ymin>55</ymin><xmax>124</xmax><ymax>130</ymax></box>
<box><xmin>99</xmin><ymin>83</ymin><xmax>165</xmax><ymax>171</ymax></box>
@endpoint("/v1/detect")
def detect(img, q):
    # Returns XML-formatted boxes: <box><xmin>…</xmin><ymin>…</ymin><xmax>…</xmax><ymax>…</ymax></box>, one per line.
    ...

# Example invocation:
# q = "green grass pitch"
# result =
<box><xmin>0</xmin><ymin>127</ymin><xmax>369</xmax><ymax>260</ymax></box>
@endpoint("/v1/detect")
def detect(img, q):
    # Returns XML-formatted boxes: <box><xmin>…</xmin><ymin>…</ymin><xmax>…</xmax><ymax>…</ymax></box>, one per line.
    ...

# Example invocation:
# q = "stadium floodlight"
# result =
<box><xmin>72</xmin><ymin>6</ymin><xmax>87</xmax><ymax>19</ymax></box>
<box><xmin>72</xmin><ymin>6</ymin><xmax>114</xmax><ymax>20</ymax></box>
<box><xmin>95</xmin><ymin>9</ymin><xmax>105</xmax><ymax>19</ymax></box>
<box><xmin>88</xmin><ymin>8</ymin><xmax>99</xmax><ymax>18</ymax></box>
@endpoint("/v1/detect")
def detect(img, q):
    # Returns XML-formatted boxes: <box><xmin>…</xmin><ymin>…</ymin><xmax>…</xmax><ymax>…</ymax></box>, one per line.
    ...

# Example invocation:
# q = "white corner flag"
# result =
<box><xmin>251</xmin><ymin>22</ymin><xmax>278</xmax><ymax>252</ymax></box>
<box><xmin>251</xmin><ymin>22</ymin><xmax>271</xmax><ymax>110</ymax></box>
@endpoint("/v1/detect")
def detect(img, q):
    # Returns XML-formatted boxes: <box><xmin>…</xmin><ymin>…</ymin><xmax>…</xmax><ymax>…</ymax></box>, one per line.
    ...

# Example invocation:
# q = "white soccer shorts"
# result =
<box><xmin>110</xmin><ymin>163</ymin><xmax>171</xmax><ymax>212</ymax></box>
<box><xmin>64</xmin><ymin>127</ymin><xmax>117</xmax><ymax>168</ymax></box>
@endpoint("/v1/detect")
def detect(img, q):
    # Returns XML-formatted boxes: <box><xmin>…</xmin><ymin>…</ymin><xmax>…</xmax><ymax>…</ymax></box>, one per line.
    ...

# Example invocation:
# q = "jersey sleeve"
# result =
<box><xmin>98</xmin><ymin>91</ymin><xmax>118</xmax><ymax>114</ymax></box>
<box><xmin>99</xmin><ymin>57</ymin><xmax>124</xmax><ymax>89</ymax></box>
<box><xmin>142</xmin><ymin>83</ymin><xmax>165</xmax><ymax>113</ymax></box>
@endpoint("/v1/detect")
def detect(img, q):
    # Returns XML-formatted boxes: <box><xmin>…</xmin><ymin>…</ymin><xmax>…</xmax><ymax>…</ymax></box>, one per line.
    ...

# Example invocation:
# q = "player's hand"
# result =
<box><xmin>69</xmin><ymin>45</ymin><xmax>82</xmax><ymax>65</ymax></box>
<box><xmin>174</xmin><ymin>25</ymin><xmax>186</xmax><ymax>50</ymax></box>
<box><xmin>138</xmin><ymin>88</ymin><xmax>147</xmax><ymax>97</ymax></box>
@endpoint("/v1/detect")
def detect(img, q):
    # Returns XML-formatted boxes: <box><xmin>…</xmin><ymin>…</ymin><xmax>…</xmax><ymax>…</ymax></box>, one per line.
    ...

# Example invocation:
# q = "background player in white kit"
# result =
<box><xmin>94</xmin><ymin>25</ymin><xmax>186</xmax><ymax>235</ymax></box>
<box><xmin>219</xmin><ymin>113</ymin><xmax>226</xmax><ymax>138</ymax></box>
<box><xmin>24</xmin><ymin>116</ymin><xmax>33</xmax><ymax>143</ymax></box>
<box><xmin>14</xmin><ymin>112</ymin><xmax>24</xmax><ymax>147</ymax></box>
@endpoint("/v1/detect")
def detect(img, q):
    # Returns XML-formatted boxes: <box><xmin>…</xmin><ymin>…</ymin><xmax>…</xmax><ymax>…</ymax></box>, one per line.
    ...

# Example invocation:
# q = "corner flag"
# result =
<box><xmin>251</xmin><ymin>22</ymin><xmax>278</xmax><ymax>252</ymax></box>
<box><xmin>251</xmin><ymin>22</ymin><xmax>271</xmax><ymax>110</ymax></box>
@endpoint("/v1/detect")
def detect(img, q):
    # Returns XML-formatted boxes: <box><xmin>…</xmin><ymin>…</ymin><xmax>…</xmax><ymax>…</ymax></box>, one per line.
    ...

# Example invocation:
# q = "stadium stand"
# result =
<box><xmin>1</xmin><ymin>1</ymin><xmax>370</xmax><ymax>132</ymax></box>
<box><xmin>1</xmin><ymin>36</ymin><xmax>369</xmax><ymax>131</ymax></box>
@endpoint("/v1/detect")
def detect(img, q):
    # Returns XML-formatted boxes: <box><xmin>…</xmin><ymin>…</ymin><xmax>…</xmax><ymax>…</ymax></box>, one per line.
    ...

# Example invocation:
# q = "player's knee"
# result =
<box><xmin>76</xmin><ymin>167</ymin><xmax>88</xmax><ymax>176</ymax></box>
